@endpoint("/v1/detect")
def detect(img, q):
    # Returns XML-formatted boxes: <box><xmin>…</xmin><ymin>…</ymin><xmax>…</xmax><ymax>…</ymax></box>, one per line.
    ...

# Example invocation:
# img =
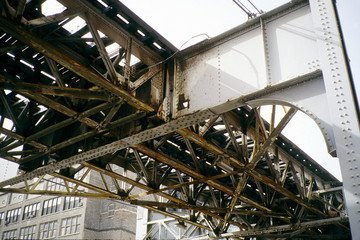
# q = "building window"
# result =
<box><xmin>39</xmin><ymin>220</ymin><xmax>57</xmax><ymax>239</ymax></box>
<box><xmin>60</xmin><ymin>215</ymin><xmax>80</xmax><ymax>236</ymax></box>
<box><xmin>19</xmin><ymin>225</ymin><xmax>36</xmax><ymax>240</ymax></box>
<box><xmin>108</xmin><ymin>203</ymin><xmax>115</xmax><ymax>217</ymax></box>
<box><xmin>5</xmin><ymin>207</ymin><xmax>21</xmax><ymax>224</ymax></box>
<box><xmin>0</xmin><ymin>212</ymin><xmax>4</xmax><ymax>224</ymax></box>
<box><xmin>2</xmin><ymin>229</ymin><xmax>17</xmax><ymax>240</ymax></box>
<box><xmin>23</xmin><ymin>202</ymin><xmax>40</xmax><ymax>220</ymax></box>
<box><xmin>46</xmin><ymin>178</ymin><xmax>65</xmax><ymax>191</ymax></box>
<box><xmin>42</xmin><ymin>197</ymin><xmax>61</xmax><ymax>216</ymax></box>
<box><xmin>63</xmin><ymin>197</ymin><xmax>82</xmax><ymax>211</ymax></box>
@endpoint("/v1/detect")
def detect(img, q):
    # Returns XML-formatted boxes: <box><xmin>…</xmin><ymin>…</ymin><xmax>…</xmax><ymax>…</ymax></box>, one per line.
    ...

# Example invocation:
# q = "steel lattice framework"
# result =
<box><xmin>0</xmin><ymin>0</ymin><xmax>358</xmax><ymax>239</ymax></box>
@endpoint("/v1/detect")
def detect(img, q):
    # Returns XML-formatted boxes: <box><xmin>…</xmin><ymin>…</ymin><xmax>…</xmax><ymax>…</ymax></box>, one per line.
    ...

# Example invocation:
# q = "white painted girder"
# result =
<box><xmin>166</xmin><ymin>0</ymin><xmax>359</xmax><ymax>238</ymax></box>
<box><xmin>309</xmin><ymin>0</ymin><xmax>360</xmax><ymax>239</ymax></box>
<box><xmin>170</xmin><ymin>1</ymin><xmax>336</xmax><ymax>154</ymax></box>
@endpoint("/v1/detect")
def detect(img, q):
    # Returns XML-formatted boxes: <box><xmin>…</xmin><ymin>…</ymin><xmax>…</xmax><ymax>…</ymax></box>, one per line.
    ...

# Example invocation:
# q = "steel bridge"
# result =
<box><xmin>0</xmin><ymin>0</ymin><xmax>359</xmax><ymax>239</ymax></box>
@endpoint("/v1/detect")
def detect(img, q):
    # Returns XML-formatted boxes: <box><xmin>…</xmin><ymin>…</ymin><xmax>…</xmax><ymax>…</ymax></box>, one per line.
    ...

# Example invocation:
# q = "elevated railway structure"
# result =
<box><xmin>0</xmin><ymin>0</ymin><xmax>358</xmax><ymax>238</ymax></box>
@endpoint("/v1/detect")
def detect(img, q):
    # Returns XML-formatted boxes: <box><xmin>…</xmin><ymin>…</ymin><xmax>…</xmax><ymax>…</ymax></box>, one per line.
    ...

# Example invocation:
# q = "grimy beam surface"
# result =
<box><xmin>0</xmin><ymin>0</ymin><xmax>357</xmax><ymax>238</ymax></box>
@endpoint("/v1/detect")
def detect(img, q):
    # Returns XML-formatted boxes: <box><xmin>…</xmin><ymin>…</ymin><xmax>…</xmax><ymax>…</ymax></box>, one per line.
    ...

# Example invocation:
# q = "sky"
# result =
<box><xmin>120</xmin><ymin>0</ymin><xmax>360</xmax><ymax>181</ymax></box>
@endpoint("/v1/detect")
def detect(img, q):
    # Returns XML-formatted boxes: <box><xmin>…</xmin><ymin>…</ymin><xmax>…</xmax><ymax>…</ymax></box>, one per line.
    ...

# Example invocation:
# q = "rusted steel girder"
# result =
<box><xmin>58</xmin><ymin>0</ymin><xmax>175</xmax><ymax>66</ymax></box>
<box><xmin>56</xmin><ymin>163</ymin><xmax>242</xmax><ymax>230</ymax></box>
<box><xmin>132</xmin><ymin>144</ymin><xmax>272</xmax><ymax>212</ymax></box>
<box><xmin>47</xmin><ymin>173</ymin><xmax>211</xmax><ymax>231</ymax></box>
<box><xmin>0</xmin><ymin>81</ymin><xmax>110</xmax><ymax>101</ymax></box>
<box><xmin>129</xmin><ymin>200</ymin><xmax>288</xmax><ymax>219</ymax></box>
<box><xmin>0</xmin><ymin>101</ymin><xmax>119</xmax><ymax>154</ymax></box>
<box><xmin>177</xmin><ymin>128</ymin><xmax>328</xmax><ymax>217</ymax></box>
<box><xmin>0</xmin><ymin>16</ymin><xmax>154</xmax><ymax>112</ymax></box>
<box><xmin>17</xmin><ymin>111</ymin><xmax>145</xmax><ymax>164</ymax></box>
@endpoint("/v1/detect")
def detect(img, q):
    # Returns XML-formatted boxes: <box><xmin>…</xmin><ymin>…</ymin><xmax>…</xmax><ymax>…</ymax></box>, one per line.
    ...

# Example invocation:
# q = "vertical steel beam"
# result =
<box><xmin>310</xmin><ymin>1</ymin><xmax>360</xmax><ymax>238</ymax></box>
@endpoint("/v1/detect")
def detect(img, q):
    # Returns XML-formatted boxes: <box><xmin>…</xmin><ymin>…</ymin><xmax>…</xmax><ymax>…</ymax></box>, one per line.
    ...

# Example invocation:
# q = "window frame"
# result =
<box><xmin>5</xmin><ymin>207</ymin><xmax>21</xmax><ymax>224</ymax></box>
<box><xmin>39</xmin><ymin>220</ymin><xmax>58</xmax><ymax>239</ymax></box>
<box><xmin>19</xmin><ymin>225</ymin><xmax>36</xmax><ymax>240</ymax></box>
<box><xmin>60</xmin><ymin>215</ymin><xmax>81</xmax><ymax>237</ymax></box>
<box><xmin>23</xmin><ymin>202</ymin><xmax>40</xmax><ymax>220</ymax></box>
<box><xmin>41</xmin><ymin>197</ymin><xmax>62</xmax><ymax>216</ymax></box>
<box><xmin>2</xmin><ymin>229</ymin><xmax>17</xmax><ymax>240</ymax></box>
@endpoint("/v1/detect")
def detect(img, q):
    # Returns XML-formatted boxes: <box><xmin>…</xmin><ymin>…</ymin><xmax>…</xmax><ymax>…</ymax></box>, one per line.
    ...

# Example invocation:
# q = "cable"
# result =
<box><xmin>232</xmin><ymin>0</ymin><xmax>255</xmax><ymax>18</ymax></box>
<box><xmin>144</xmin><ymin>33</ymin><xmax>211</xmax><ymax>70</ymax></box>
<box><xmin>247</xmin><ymin>0</ymin><xmax>262</xmax><ymax>14</ymax></box>
<box><xmin>232</xmin><ymin>0</ymin><xmax>263</xmax><ymax>18</ymax></box>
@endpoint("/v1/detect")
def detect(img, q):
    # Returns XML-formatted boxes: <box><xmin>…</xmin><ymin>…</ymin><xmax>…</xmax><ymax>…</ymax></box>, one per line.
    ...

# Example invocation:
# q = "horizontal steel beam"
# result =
<box><xmin>0</xmin><ymin>82</ymin><xmax>110</xmax><ymax>101</ymax></box>
<box><xmin>219</xmin><ymin>216</ymin><xmax>348</xmax><ymax>238</ymax></box>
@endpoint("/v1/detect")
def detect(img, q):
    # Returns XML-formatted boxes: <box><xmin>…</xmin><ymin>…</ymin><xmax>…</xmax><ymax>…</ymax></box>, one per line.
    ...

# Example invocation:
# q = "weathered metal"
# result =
<box><xmin>0</xmin><ymin>0</ymin><xmax>355</xmax><ymax>238</ymax></box>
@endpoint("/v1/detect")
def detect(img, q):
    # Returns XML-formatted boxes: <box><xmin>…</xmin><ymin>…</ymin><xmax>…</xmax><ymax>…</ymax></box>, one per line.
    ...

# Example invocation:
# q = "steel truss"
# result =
<box><xmin>0</xmin><ymin>0</ymin><xmax>357</xmax><ymax>239</ymax></box>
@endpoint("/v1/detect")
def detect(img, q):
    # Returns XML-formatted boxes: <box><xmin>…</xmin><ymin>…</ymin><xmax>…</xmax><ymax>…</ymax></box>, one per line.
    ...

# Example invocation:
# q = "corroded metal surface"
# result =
<box><xmin>0</xmin><ymin>0</ymin><xmax>355</xmax><ymax>238</ymax></box>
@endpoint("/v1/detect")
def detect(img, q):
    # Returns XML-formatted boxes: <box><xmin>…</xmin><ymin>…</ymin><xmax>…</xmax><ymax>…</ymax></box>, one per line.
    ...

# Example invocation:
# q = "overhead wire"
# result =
<box><xmin>144</xmin><ymin>33</ymin><xmax>211</xmax><ymax>70</ymax></box>
<box><xmin>232</xmin><ymin>0</ymin><xmax>255</xmax><ymax>18</ymax></box>
<box><xmin>232</xmin><ymin>0</ymin><xmax>263</xmax><ymax>18</ymax></box>
<box><xmin>247</xmin><ymin>0</ymin><xmax>263</xmax><ymax>14</ymax></box>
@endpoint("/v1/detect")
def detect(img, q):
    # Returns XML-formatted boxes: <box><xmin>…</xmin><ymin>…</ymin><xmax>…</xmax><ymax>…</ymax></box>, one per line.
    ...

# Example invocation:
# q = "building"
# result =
<box><xmin>0</xmin><ymin>168</ymin><xmax>137</xmax><ymax>240</ymax></box>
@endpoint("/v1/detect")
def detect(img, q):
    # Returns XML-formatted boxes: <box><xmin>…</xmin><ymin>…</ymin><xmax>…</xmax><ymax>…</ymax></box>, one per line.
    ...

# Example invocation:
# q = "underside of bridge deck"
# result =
<box><xmin>0</xmin><ymin>0</ymin><xmax>356</xmax><ymax>239</ymax></box>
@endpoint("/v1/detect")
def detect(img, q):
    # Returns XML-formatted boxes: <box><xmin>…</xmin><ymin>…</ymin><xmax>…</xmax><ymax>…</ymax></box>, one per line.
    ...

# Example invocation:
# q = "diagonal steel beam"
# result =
<box><xmin>19</xmin><ymin>111</ymin><xmax>145</xmax><ymax>164</ymax></box>
<box><xmin>129</xmin><ymin>66</ymin><xmax>161</xmax><ymax>91</ymax></box>
<box><xmin>14</xmin><ymin>0</ymin><xmax>26</xmax><ymax>22</ymax></box>
<box><xmin>45</xmin><ymin>57</ymin><xmax>66</xmax><ymax>88</ymax></box>
<box><xmin>85</xmin><ymin>13</ymin><xmax>120</xmax><ymax>85</ymax></box>
<box><xmin>246</xmin><ymin>107</ymin><xmax>297</xmax><ymax>169</ymax></box>
<box><xmin>0</xmin><ymin>101</ymin><xmax>118</xmax><ymax>153</ymax></box>
<box><xmin>82</xmin><ymin>162</ymin><xmax>240</xmax><ymax>229</ymax></box>
<box><xmin>220</xmin><ymin>216</ymin><xmax>348</xmax><ymax>238</ymax></box>
<box><xmin>26</xmin><ymin>8</ymin><xmax>79</xmax><ymax>27</ymax></box>
<box><xmin>133</xmin><ymin>149</ymin><xmax>150</xmax><ymax>184</ymax></box>
<box><xmin>0</xmin><ymin>90</ymin><xmax>20</xmax><ymax>129</ymax></box>
<box><xmin>47</xmin><ymin>171</ymin><xmax>210</xmax><ymax>230</ymax></box>
<box><xmin>183</xmin><ymin>137</ymin><xmax>202</xmax><ymax>172</ymax></box>
<box><xmin>222</xmin><ymin>113</ymin><xmax>244</xmax><ymax>160</ymax></box>
<box><xmin>19</xmin><ymin>91</ymin><xmax>99</xmax><ymax>128</ymax></box>
<box><xmin>0</xmin><ymin>127</ymin><xmax>47</xmax><ymax>154</ymax></box>
<box><xmin>0</xmin><ymin>16</ymin><xmax>154</xmax><ymax>112</ymax></box>
<box><xmin>177</xmin><ymin>128</ymin><xmax>327</xmax><ymax>217</ymax></box>
<box><xmin>218</xmin><ymin>173</ymin><xmax>249</xmax><ymax>232</ymax></box>
<box><xmin>132</xmin><ymin>144</ymin><xmax>271</xmax><ymax>212</ymax></box>
<box><xmin>127</xmin><ymin>170</ymin><xmax>241</xmax><ymax>200</ymax></box>
<box><xmin>129</xmin><ymin>200</ymin><xmax>286</xmax><ymax>218</ymax></box>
